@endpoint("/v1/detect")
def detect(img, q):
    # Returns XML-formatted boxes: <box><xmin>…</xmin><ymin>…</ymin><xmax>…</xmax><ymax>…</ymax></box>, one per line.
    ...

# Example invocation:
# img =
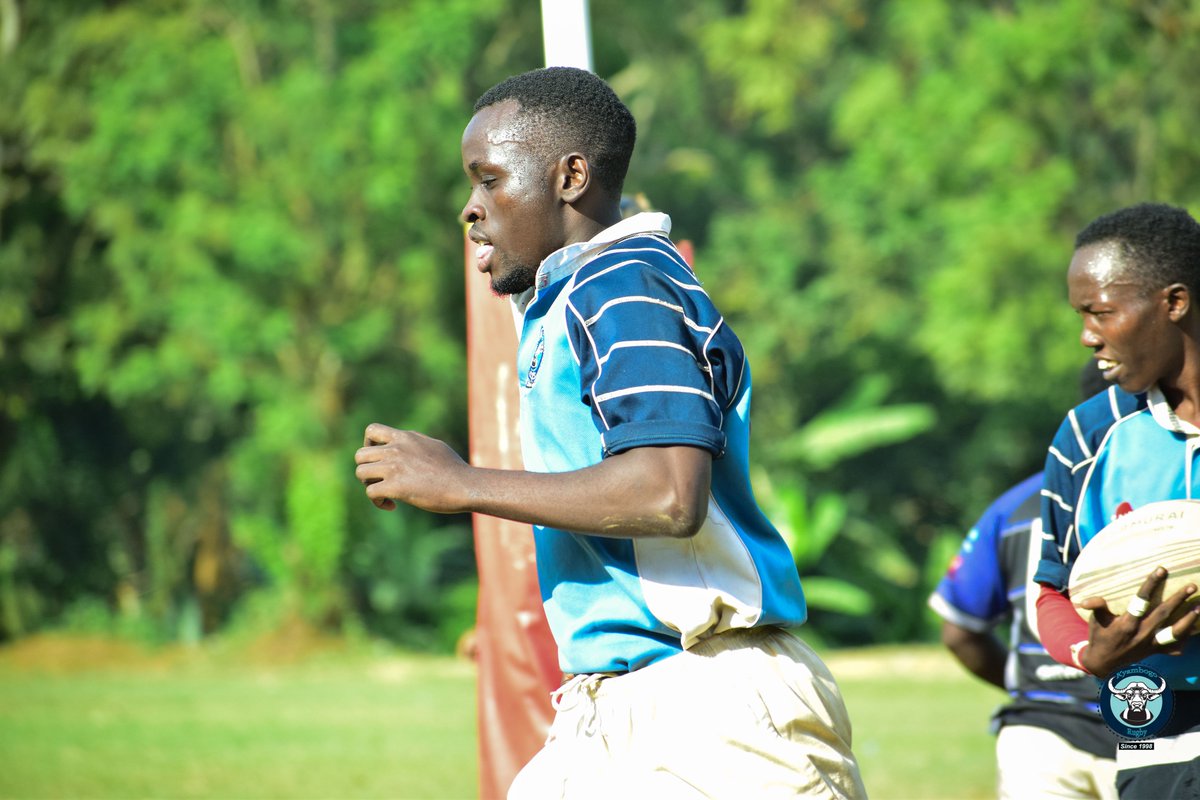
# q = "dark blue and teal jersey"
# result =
<box><xmin>513</xmin><ymin>213</ymin><xmax>806</xmax><ymax>676</ymax></box>
<box><xmin>931</xmin><ymin>472</ymin><xmax>1116</xmax><ymax>757</ymax></box>
<box><xmin>1035</xmin><ymin>385</ymin><xmax>1200</xmax><ymax>688</ymax></box>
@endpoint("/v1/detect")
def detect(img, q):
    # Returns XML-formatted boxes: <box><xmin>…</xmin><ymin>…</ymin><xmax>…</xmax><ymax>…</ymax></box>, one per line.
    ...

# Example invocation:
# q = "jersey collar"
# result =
<box><xmin>510</xmin><ymin>212</ymin><xmax>672</xmax><ymax>315</ymax></box>
<box><xmin>1148</xmin><ymin>384</ymin><xmax>1200</xmax><ymax>436</ymax></box>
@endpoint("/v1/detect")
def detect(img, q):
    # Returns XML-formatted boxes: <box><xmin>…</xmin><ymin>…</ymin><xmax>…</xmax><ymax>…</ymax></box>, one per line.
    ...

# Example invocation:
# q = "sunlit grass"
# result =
<box><xmin>829</xmin><ymin>646</ymin><xmax>1000</xmax><ymax>799</ymax></box>
<box><xmin>0</xmin><ymin>635</ymin><xmax>478</xmax><ymax>800</ymax></box>
<box><xmin>0</xmin><ymin>635</ymin><xmax>1001</xmax><ymax>799</ymax></box>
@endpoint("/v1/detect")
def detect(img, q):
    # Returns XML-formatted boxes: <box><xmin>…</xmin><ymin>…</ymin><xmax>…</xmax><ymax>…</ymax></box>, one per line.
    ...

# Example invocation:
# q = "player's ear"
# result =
<box><xmin>556</xmin><ymin>153</ymin><xmax>590</xmax><ymax>203</ymax></box>
<box><xmin>1164</xmin><ymin>282</ymin><xmax>1190</xmax><ymax>322</ymax></box>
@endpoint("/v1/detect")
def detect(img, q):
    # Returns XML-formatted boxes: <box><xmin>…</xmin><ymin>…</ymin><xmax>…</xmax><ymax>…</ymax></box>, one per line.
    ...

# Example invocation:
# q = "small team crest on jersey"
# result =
<box><xmin>1100</xmin><ymin>664</ymin><xmax>1173</xmax><ymax>741</ymax></box>
<box><xmin>522</xmin><ymin>327</ymin><xmax>545</xmax><ymax>389</ymax></box>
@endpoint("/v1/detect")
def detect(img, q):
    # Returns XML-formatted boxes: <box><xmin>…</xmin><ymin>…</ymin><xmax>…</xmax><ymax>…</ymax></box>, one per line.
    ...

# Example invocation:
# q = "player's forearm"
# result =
<box><xmin>461</xmin><ymin>446</ymin><xmax>712</xmax><ymax>539</ymax></box>
<box><xmin>1035</xmin><ymin>584</ymin><xmax>1091</xmax><ymax>671</ymax></box>
<box><xmin>941</xmin><ymin>623</ymin><xmax>1006</xmax><ymax>689</ymax></box>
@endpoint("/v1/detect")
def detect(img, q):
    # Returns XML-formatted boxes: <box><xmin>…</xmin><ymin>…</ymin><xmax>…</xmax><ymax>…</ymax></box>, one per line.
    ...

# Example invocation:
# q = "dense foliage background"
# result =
<box><xmin>3</xmin><ymin>0</ymin><xmax>1198</xmax><ymax>650</ymax></box>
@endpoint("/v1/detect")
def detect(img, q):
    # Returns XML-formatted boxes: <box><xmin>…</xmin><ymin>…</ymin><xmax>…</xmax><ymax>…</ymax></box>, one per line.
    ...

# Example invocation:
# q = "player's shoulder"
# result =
<box><xmin>573</xmin><ymin>234</ymin><xmax>697</xmax><ymax>292</ymax></box>
<box><xmin>1072</xmin><ymin>384</ymin><xmax>1144</xmax><ymax>428</ymax></box>
<box><xmin>1052</xmin><ymin>386</ymin><xmax>1146</xmax><ymax>452</ymax></box>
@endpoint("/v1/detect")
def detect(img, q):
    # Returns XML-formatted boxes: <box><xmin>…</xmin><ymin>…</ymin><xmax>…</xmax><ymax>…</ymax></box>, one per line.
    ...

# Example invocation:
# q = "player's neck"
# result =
<box><xmin>1161</xmin><ymin>364</ymin><xmax>1200</xmax><ymax>429</ymax></box>
<box><xmin>1168</xmin><ymin>397</ymin><xmax>1200</xmax><ymax>430</ymax></box>
<box><xmin>562</xmin><ymin>197</ymin><xmax>622</xmax><ymax>247</ymax></box>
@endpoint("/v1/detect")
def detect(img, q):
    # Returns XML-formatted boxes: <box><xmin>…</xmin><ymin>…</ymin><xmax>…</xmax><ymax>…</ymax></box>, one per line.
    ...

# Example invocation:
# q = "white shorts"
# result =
<box><xmin>996</xmin><ymin>725</ymin><xmax>1117</xmax><ymax>800</ymax></box>
<box><xmin>508</xmin><ymin>626</ymin><xmax>866</xmax><ymax>799</ymax></box>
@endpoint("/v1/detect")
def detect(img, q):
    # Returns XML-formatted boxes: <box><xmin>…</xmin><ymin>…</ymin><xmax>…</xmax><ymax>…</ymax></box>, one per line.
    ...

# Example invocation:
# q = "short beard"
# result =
<box><xmin>490</xmin><ymin>264</ymin><xmax>538</xmax><ymax>297</ymax></box>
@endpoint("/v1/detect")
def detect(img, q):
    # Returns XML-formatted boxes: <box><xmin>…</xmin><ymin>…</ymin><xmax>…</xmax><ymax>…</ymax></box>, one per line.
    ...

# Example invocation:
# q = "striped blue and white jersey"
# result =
<box><xmin>511</xmin><ymin>213</ymin><xmax>806</xmax><ymax>676</ymax></box>
<box><xmin>1035</xmin><ymin>384</ymin><xmax>1200</xmax><ymax>688</ymax></box>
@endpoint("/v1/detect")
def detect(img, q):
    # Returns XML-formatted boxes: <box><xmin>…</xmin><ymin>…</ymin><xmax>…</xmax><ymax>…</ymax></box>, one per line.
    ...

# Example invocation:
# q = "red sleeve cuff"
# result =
<box><xmin>1035</xmin><ymin>584</ymin><xmax>1091</xmax><ymax>671</ymax></box>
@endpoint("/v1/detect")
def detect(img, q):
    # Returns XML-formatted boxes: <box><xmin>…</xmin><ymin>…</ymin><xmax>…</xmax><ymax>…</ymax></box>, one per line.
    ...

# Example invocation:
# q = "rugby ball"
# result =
<box><xmin>1068</xmin><ymin>499</ymin><xmax>1200</xmax><ymax>628</ymax></box>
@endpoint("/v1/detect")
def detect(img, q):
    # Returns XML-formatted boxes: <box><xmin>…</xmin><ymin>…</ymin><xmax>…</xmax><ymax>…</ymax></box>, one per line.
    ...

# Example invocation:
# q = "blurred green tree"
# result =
<box><xmin>1</xmin><ymin>0</ymin><xmax>497</xmax><ymax>642</ymax></box>
<box><xmin>3</xmin><ymin>0</ymin><xmax>1200</xmax><ymax>648</ymax></box>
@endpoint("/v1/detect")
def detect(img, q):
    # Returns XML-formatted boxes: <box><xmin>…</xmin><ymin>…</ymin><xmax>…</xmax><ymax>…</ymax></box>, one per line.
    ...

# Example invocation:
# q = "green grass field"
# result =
<box><xmin>0</xmin><ymin>634</ymin><xmax>1001</xmax><ymax>799</ymax></box>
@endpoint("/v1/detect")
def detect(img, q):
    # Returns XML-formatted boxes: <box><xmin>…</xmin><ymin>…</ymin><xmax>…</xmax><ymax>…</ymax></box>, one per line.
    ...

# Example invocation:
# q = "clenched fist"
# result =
<box><xmin>355</xmin><ymin>423</ymin><xmax>471</xmax><ymax>514</ymax></box>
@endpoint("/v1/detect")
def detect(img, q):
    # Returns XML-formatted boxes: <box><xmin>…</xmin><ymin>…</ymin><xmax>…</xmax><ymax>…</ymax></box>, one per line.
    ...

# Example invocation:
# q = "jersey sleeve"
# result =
<box><xmin>565</xmin><ymin>238</ymin><xmax>744</xmax><ymax>458</ymax></box>
<box><xmin>928</xmin><ymin>502</ymin><xmax>1009</xmax><ymax>632</ymax></box>
<box><xmin>1034</xmin><ymin>386</ymin><xmax>1145</xmax><ymax>589</ymax></box>
<box><xmin>1034</xmin><ymin>414</ymin><xmax>1082</xmax><ymax>591</ymax></box>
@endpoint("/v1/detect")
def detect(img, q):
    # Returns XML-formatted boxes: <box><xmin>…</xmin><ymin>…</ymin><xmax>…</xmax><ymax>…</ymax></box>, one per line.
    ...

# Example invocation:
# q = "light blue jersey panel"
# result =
<box><xmin>1077</xmin><ymin>414</ymin><xmax>1195</xmax><ymax>547</ymax></box>
<box><xmin>516</xmin><ymin>227</ymin><xmax>806</xmax><ymax>675</ymax></box>
<box><xmin>518</xmin><ymin>275</ymin><xmax>684</xmax><ymax>673</ymax></box>
<box><xmin>1076</xmin><ymin>410</ymin><xmax>1200</xmax><ymax>688</ymax></box>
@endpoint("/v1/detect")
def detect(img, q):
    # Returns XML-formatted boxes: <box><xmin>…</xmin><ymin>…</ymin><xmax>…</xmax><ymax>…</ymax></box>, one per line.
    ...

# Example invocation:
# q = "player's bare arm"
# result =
<box><xmin>1076</xmin><ymin>567</ymin><xmax>1200</xmax><ymax>677</ymax></box>
<box><xmin>940</xmin><ymin>621</ymin><xmax>1006</xmax><ymax>689</ymax></box>
<box><xmin>355</xmin><ymin>422</ymin><xmax>711</xmax><ymax>538</ymax></box>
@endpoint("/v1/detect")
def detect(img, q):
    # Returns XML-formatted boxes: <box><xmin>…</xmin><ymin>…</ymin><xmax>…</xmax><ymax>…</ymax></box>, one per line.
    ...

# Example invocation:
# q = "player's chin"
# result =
<box><xmin>1111</xmin><ymin>362</ymin><xmax>1161</xmax><ymax>395</ymax></box>
<box><xmin>1115</xmin><ymin>374</ymin><xmax>1153</xmax><ymax>395</ymax></box>
<box><xmin>490</xmin><ymin>264</ymin><xmax>537</xmax><ymax>297</ymax></box>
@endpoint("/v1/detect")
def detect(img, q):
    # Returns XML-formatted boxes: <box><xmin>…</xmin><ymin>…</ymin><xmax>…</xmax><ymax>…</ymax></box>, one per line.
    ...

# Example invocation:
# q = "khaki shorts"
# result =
<box><xmin>508</xmin><ymin>626</ymin><xmax>867</xmax><ymax>799</ymax></box>
<box><xmin>996</xmin><ymin>725</ymin><xmax>1117</xmax><ymax>800</ymax></box>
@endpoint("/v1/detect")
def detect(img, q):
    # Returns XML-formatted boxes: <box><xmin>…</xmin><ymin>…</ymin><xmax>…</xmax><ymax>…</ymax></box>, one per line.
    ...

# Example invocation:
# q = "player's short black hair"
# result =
<box><xmin>1074</xmin><ymin>203</ymin><xmax>1200</xmax><ymax>296</ymax></box>
<box><xmin>474</xmin><ymin>66</ymin><xmax>636</xmax><ymax>196</ymax></box>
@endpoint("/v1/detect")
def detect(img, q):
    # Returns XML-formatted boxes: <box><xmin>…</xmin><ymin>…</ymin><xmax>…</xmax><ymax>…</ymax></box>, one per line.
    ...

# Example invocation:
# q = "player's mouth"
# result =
<box><xmin>1097</xmin><ymin>357</ymin><xmax>1120</xmax><ymax>379</ymax></box>
<box><xmin>475</xmin><ymin>243</ymin><xmax>494</xmax><ymax>273</ymax></box>
<box><xmin>468</xmin><ymin>229</ymin><xmax>494</xmax><ymax>273</ymax></box>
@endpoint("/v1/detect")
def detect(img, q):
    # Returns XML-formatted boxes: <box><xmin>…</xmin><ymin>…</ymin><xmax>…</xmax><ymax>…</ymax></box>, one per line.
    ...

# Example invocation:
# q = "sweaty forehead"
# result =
<box><xmin>483</xmin><ymin>118</ymin><xmax>531</xmax><ymax>148</ymax></box>
<box><xmin>463</xmin><ymin>100</ymin><xmax>541</xmax><ymax>152</ymax></box>
<box><xmin>1072</xmin><ymin>241</ymin><xmax>1131</xmax><ymax>287</ymax></box>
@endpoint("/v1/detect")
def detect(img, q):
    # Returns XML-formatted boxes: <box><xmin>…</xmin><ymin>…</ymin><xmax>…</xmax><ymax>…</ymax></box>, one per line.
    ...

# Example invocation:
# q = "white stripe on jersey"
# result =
<box><xmin>573</xmin><ymin>256</ymin><xmax>703</xmax><ymax>295</ymax></box>
<box><xmin>583</xmin><ymin>295</ymin><xmax>716</xmax><ymax>335</ymax></box>
<box><xmin>594</xmin><ymin>384</ymin><xmax>717</xmax><ymax>405</ymax></box>
<box><xmin>1068</xmin><ymin>408</ymin><xmax>1093</xmax><ymax>459</ymax></box>
<box><xmin>1041</xmin><ymin>488</ymin><xmax>1073</xmax><ymax>514</ymax></box>
<box><xmin>597</xmin><ymin>339</ymin><xmax>694</xmax><ymax>366</ymax></box>
<box><xmin>699</xmin><ymin>324</ymin><xmax>720</xmax><ymax>406</ymax></box>
<box><xmin>1048</xmin><ymin>446</ymin><xmax>1074</xmax><ymax>469</ymax></box>
<box><xmin>1106</xmin><ymin>386</ymin><xmax>1121</xmax><ymax>420</ymax></box>
<box><xmin>597</xmin><ymin>242</ymin><xmax>693</xmax><ymax>273</ymax></box>
<box><xmin>1070</xmin><ymin>456</ymin><xmax>1096</xmax><ymax>476</ymax></box>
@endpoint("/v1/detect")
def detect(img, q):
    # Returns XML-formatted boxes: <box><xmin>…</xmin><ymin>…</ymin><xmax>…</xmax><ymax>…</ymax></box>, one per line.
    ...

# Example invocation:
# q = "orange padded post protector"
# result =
<box><xmin>464</xmin><ymin>231</ymin><xmax>560</xmax><ymax>800</ymax></box>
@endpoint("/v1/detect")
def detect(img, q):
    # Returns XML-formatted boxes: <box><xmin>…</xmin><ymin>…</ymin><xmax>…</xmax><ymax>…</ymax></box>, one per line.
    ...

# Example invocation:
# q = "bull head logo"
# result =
<box><xmin>1107</xmin><ymin>675</ymin><xmax>1167</xmax><ymax>727</ymax></box>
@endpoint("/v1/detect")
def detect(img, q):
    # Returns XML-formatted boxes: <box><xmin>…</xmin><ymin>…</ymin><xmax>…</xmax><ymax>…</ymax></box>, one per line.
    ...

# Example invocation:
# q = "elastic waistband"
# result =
<box><xmin>688</xmin><ymin>625</ymin><xmax>796</xmax><ymax>656</ymax></box>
